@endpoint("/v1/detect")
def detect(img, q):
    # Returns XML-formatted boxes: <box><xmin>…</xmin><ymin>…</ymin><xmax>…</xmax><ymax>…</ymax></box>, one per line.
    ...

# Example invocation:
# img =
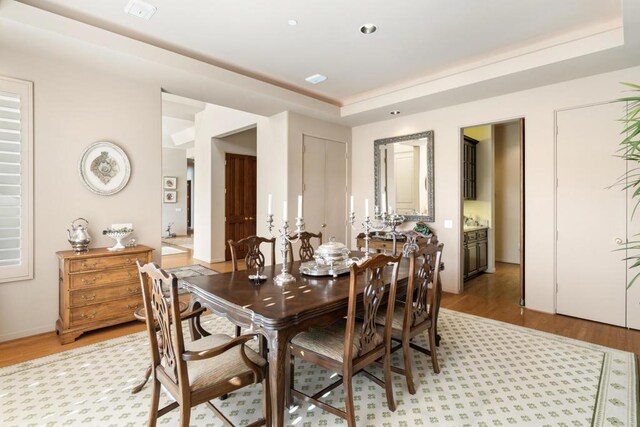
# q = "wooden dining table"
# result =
<box><xmin>181</xmin><ymin>257</ymin><xmax>410</xmax><ymax>427</ymax></box>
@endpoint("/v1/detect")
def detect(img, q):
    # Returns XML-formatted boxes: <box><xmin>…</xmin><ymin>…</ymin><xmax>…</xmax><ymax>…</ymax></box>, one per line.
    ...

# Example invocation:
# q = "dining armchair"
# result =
<box><xmin>376</xmin><ymin>242</ymin><xmax>444</xmax><ymax>395</ymax></box>
<box><xmin>288</xmin><ymin>253</ymin><xmax>401</xmax><ymax>426</ymax></box>
<box><xmin>286</xmin><ymin>231</ymin><xmax>323</xmax><ymax>262</ymax></box>
<box><xmin>137</xmin><ymin>261</ymin><xmax>270</xmax><ymax>427</ymax></box>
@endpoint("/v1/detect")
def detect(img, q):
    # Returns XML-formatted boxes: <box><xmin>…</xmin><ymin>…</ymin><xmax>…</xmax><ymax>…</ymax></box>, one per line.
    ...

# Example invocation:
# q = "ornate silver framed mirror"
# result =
<box><xmin>374</xmin><ymin>130</ymin><xmax>434</xmax><ymax>222</ymax></box>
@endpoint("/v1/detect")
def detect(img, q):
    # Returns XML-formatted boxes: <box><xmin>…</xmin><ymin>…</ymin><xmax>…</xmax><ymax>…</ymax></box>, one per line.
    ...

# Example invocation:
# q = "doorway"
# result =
<box><xmin>224</xmin><ymin>153</ymin><xmax>257</xmax><ymax>261</ymax></box>
<box><xmin>460</xmin><ymin>118</ymin><xmax>525</xmax><ymax>306</ymax></box>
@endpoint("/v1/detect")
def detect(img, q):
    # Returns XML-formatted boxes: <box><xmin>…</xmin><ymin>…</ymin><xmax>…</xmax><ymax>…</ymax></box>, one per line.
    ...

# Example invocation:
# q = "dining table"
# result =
<box><xmin>181</xmin><ymin>256</ymin><xmax>410</xmax><ymax>427</ymax></box>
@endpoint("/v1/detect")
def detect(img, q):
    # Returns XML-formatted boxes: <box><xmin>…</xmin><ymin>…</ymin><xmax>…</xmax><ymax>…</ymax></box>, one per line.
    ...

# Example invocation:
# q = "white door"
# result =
<box><xmin>303</xmin><ymin>136</ymin><xmax>347</xmax><ymax>243</ymax></box>
<box><xmin>556</xmin><ymin>102</ymin><xmax>627</xmax><ymax>326</ymax></box>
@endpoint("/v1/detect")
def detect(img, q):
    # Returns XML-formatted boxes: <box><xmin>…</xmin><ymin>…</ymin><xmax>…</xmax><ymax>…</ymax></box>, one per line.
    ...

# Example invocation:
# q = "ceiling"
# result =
<box><xmin>161</xmin><ymin>93</ymin><xmax>203</xmax><ymax>149</ymax></box>
<box><xmin>15</xmin><ymin>0</ymin><xmax>624</xmax><ymax>107</ymax></box>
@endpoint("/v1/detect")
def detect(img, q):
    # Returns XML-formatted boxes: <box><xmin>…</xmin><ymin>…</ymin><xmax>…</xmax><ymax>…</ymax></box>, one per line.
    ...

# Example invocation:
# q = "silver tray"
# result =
<box><xmin>300</xmin><ymin>260</ymin><xmax>352</xmax><ymax>277</ymax></box>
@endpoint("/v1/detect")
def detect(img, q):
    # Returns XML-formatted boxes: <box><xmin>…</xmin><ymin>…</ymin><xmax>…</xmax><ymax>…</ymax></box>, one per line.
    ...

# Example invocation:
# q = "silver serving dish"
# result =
<box><xmin>314</xmin><ymin>238</ymin><xmax>350</xmax><ymax>265</ymax></box>
<box><xmin>300</xmin><ymin>259</ymin><xmax>353</xmax><ymax>278</ymax></box>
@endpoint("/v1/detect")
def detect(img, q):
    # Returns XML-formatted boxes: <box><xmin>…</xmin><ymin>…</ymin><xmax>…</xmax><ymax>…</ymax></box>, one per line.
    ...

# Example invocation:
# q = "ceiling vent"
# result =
<box><xmin>124</xmin><ymin>0</ymin><xmax>157</xmax><ymax>20</ymax></box>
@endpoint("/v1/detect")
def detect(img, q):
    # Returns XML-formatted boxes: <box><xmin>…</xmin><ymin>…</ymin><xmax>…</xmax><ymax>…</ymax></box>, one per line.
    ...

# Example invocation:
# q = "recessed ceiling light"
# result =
<box><xmin>124</xmin><ymin>0</ymin><xmax>157</xmax><ymax>20</ymax></box>
<box><xmin>360</xmin><ymin>23</ymin><xmax>377</xmax><ymax>34</ymax></box>
<box><xmin>287</xmin><ymin>19</ymin><xmax>298</xmax><ymax>26</ymax></box>
<box><xmin>390</xmin><ymin>110</ymin><xmax>401</xmax><ymax>115</ymax></box>
<box><xmin>305</xmin><ymin>74</ymin><xmax>327</xmax><ymax>85</ymax></box>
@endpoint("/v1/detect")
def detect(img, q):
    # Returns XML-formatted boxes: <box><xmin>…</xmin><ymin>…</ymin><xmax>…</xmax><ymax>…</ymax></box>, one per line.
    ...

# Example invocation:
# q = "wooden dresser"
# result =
<box><xmin>55</xmin><ymin>245</ymin><xmax>154</xmax><ymax>344</ymax></box>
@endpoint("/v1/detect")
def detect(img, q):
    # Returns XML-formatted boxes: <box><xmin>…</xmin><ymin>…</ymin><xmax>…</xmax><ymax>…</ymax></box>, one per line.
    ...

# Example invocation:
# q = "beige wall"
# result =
<box><xmin>162</xmin><ymin>147</ymin><xmax>188</xmax><ymax>236</ymax></box>
<box><xmin>494</xmin><ymin>122</ymin><xmax>521</xmax><ymax>264</ymax></box>
<box><xmin>352</xmin><ymin>64</ymin><xmax>640</xmax><ymax>314</ymax></box>
<box><xmin>0</xmin><ymin>49</ymin><xmax>161</xmax><ymax>341</ymax></box>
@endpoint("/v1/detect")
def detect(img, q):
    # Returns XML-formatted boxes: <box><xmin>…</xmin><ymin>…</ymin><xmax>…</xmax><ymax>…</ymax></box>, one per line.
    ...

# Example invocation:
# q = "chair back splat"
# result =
<box><xmin>228</xmin><ymin>235</ymin><xmax>276</xmax><ymax>272</ymax></box>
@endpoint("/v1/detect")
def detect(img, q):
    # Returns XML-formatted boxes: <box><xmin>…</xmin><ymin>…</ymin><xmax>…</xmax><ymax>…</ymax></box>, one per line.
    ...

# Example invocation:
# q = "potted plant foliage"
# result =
<box><xmin>614</xmin><ymin>83</ymin><xmax>640</xmax><ymax>287</ymax></box>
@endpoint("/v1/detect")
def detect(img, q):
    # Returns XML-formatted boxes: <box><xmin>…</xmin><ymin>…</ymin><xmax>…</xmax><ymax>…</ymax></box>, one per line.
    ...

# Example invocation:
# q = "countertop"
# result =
<box><xmin>463</xmin><ymin>226</ymin><xmax>488</xmax><ymax>232</ymax></box>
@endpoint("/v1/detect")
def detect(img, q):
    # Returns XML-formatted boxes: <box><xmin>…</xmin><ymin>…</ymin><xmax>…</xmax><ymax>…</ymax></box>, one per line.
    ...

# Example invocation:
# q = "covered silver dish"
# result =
<box><xmin>300</xmin><ymin>238</ymin><xmax>353</xmax><ymax>278</ymax></box>
<box><xmin>313</xmin><ymin>238</ymin><xmax>350</xmax><ymax>265</ymax></box>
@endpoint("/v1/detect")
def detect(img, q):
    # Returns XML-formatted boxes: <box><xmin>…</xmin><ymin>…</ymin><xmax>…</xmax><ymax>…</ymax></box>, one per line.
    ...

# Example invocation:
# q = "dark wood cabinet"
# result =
<box><xmin>463</xmin><ymin>136</ymin><xmax>478</xmax><ymax>200</ymax></box>
<box><xmin>463</xmin><ymin>228</ymin><xmax>488</xmax><ymax>281</ymax></box>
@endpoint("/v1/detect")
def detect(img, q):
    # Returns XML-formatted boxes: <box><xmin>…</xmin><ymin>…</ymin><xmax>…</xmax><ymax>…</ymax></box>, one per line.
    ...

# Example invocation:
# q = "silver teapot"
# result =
<box><xmin>67</xmin><ymin>218</ymin><xmax>91</xmax><ymax>253</ymax></box>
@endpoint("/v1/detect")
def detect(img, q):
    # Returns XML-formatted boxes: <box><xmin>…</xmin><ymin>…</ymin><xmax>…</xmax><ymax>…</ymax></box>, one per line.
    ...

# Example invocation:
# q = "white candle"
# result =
<box><xmin>297</xmin><ymin>195</ymin><xmax>303</xmax><ymax>218</ymax></box>
<box><xmin>283</xmin><ymin>201</ymin><xmax>288</xmax><ymax>221</ymax></box>
<box><xmin>381</xmin><ymin>193</ymin><xmax>387</xmax><ymax>213</ymax></box>
<box><xmin>267</xmin><ymin>194</ymin><xmax>272</xmax><ymax>215</ymax></box>
<box><xmin>365</xmin><ymin>199</ymin><xmax>369</xmax><ymax>217</ymax></box>
<box><xmin>350</xmin><ymin>195</ymin><xmax>354</xmax><ymax>214</ymax></box>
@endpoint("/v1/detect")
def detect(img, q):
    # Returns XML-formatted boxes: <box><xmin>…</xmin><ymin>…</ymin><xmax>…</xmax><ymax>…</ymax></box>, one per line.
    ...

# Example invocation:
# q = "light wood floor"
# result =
<box><xmin>2</xmin><ymin>254</ymin><xmax>639</xmax><ymax>368</ymax></box>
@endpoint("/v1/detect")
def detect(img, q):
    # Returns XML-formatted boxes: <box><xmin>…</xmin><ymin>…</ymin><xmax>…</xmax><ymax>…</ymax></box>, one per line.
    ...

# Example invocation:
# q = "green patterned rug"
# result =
<box><xmin>0</xmin><ymin>309</ymin><xmax>636</xmax><ymax>426</ymax></box>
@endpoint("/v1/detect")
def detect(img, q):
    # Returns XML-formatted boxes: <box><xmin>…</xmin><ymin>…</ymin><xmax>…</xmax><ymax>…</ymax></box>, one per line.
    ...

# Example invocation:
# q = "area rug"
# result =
<box><xmin>161</xmin><ymin>236</ymin><xmax>193</xmax><ymax>250</ymax></box>
<box><xmin>165</xmin><ymin>264</ymin><xmax>218</xmax><ymax>287</ymax></box>
<box><xmin>161</xmin><ymin>245</ymin><xmax>187</xmax><ymax>255</ymax></box>
<box><xmin>1</xmin><ymin>309</ymin><xmax>636</xmax><ymax>426</ymax></box>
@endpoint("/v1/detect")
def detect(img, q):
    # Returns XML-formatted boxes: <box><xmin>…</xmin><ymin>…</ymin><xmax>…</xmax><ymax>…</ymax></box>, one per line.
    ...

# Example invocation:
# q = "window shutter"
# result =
<box><xmin>0</xmin><ymin>77</ymin><xmax>33</xmax><ymax>282</ymax></box>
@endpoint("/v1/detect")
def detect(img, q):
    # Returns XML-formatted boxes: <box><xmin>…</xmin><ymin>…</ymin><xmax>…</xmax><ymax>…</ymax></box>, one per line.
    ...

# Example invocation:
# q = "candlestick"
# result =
<box><xmin>381</xmin><ymin>193</ymin><xmax>387</xmax><ymax>214</ymax></box>
<box><xmin>266</xmin><ymin>196</ymin><xmax>305</xmax><ymax>286</ymax></box>
<box><xmin>350</xmin><ymin>195</ymin><xmax>354</xmax><ymax>214</ymax></box>
<box><xmin>297</xmin><ymin>195</ymin><xmax>302</xmax><ymax>218</ymax></box>
<box><xmin>283</xmin><ymin>201</ymin><xmax>288</xmax><ymax>221</ymax></box>
<box><xmin>267</xmin><ymin>194</ymin><xmax>272</xmax><ymax>215</ymax></box>
<box><xmin>365</xmin><ymin>199</ymin><xmax>369</xmax><ymax>217</ymax></box>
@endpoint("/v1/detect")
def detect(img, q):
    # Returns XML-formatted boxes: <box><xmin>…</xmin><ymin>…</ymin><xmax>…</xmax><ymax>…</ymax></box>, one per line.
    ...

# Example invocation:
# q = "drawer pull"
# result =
<box><xmin>81</xmin><ymin>275</ymin><xmax>102</xmax><ymax>285</ymax></box>
<box><xmin>125</xmin><ymin>258</ymin><xmax>136</xmax><ymax>264</ymax></box>
<box><xmin>127</xmin><ymin>287</ymin><xmax>140</xmax><ymax>294</ymax></box>
<box><xmin>80</xmin><ymin>260</ymin><xmax>99</xmax><ymax>269</ymax></box>
<box><xmin>127</xmin><ymin>270</ymin><xmax>136</xmax><ymax>279</ymax></box>
<box><xmin>80</xmin><ymin>293</ymin><xmax>97</xmax><ymax>301</ymax></box>
<box><xmin>82</xmin><ymin>311</ymin><xmax>97</xmax><ymax>320</ymax></box>
<box><xmin>127</xmin><ymin>304</ymin><xmax>140</xmax><ymax>310</ymax></box>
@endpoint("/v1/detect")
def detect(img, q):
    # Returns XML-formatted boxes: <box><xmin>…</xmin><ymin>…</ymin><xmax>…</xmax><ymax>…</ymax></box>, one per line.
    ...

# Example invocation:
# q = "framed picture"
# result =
<box><xmin>164</xmin><ymin>190</ymin><xmax>177</xmax><ymax>203</ymax></box>
<box><xmin>78</xmin><ymin>141</ymin><xmax>131</xmax><ymax>196</ymax></box>
<box><xmin>163</xmin><ymin>176</ymin><xmax>177</xmax><ymax>189</ymax></box>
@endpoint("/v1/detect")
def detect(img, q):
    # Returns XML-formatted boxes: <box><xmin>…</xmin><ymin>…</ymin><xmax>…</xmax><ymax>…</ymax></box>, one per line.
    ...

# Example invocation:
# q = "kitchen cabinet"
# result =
<box><xmin>463</xmin><ymin>136</ymin><xmax>478</xmax><ymax>200</ymax></box>
<box><xmin>463</xmin><ymin>228</ymin><xmax>488</xmax><ymax>281</ymax></box>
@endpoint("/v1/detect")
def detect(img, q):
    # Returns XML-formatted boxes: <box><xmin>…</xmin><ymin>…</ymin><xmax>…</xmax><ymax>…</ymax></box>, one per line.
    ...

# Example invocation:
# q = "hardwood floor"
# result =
<box><xmin>443</xmin><ymin>262</ymin><xmax>640</xmax><ymax>355</ymax></box>
<box><xmin>1</xmin><ymin>257</ymin><xmax>639</xmax><ymax>369</ymax></box>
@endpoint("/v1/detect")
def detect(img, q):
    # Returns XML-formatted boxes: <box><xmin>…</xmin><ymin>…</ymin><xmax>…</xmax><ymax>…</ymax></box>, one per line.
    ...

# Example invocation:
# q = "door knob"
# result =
<box><xmin>615</xmin><ymin>237</ymin><xmax>624</xmax><ymax>245</ymax></box>
<box><xmin>249</xmin><ymin>216</ymin><xmax>255</xmax><ymax>221</ymax></box>
<box><xmin>321</xmin><ymin>223</ymin><xmax>327</xmax><ymax>228</ymax></box>
<box><xmin>244</xmin><ymin>217</ymin><xmax>248</xmax><ymax>220</ymax></box>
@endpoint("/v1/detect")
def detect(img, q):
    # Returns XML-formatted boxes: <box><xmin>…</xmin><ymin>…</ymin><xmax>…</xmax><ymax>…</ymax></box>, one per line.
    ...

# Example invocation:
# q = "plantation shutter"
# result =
<box><xmin>0</xmin><ymin>77</ymin><xmax>33</xmax><ymax>282</ymax></box>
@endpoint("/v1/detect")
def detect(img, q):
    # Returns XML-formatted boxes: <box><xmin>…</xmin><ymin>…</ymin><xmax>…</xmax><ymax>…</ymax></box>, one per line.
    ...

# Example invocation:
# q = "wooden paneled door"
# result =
<box><xmin>225</xmin><ymin>153</ymin><xmax>257</xmax><ymax>261</ymax></box>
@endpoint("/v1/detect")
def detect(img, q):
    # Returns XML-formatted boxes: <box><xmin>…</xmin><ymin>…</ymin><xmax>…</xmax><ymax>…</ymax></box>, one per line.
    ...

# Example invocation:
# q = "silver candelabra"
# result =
<box><xmin>267</xmin><ymin>214</ymin><xmax>304</xmax><ymax>285</ymax></box>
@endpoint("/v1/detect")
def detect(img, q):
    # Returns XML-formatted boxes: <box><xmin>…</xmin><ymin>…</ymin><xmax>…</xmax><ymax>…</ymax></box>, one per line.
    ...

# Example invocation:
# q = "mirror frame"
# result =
<box><xmin>374</xmin><ymin>130</ymin><xmax>435</xmax><ymax>222</ymax></box>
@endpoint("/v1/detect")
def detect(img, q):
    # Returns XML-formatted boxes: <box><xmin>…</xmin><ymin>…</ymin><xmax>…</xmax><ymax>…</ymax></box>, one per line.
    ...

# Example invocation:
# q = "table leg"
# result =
<box><xmin>265</xmin><ymin>329</ymin><xmax>293</xmax><ymax>427</ymax></box>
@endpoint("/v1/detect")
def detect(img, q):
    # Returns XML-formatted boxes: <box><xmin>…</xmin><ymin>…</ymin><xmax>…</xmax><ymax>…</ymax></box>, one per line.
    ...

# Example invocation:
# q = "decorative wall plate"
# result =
<box><xmin>78</xmin><ymin>141</ymin><xmax>131</xmax><ymax>196</ymax></box>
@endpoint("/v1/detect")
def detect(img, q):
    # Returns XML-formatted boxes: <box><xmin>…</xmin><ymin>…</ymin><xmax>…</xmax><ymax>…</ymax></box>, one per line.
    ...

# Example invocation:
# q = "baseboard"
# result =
<box><xmin>0</xmin><ymin>324</ymin><xmax>54</xmax><ymax>343</ymax></box>
<box><xmin>192</xmin><ymin>256</ymin><xmax>225</xmax><ymax>264</ymax></box>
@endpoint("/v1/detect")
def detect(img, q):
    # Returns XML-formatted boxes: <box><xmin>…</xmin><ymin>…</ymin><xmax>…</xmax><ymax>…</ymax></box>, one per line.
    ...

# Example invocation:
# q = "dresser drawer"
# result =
<box><xmin>465</xmin><ymin>231</ymin><xmax>477</xmax><ymax>243</ymax></box>
<box><xmin>69</xmin><ymin>282</ymin><xmax>142</xmax><ymax>308</ymax></box>
<box><xmin>69</xmin><ymin>267</ymin><xmax>138</xmax><ymax>289</ymax></box>
<box><xmin>69</xmin><ymin>253</ymin><xmax>144</xmax><ymax>273</ymax></box>
<box><xmin>69</xmin><ymin>295</ymin><xmax>142</xmax><ymax>327</ymax></box>
<box><xmin>476</xmin><ymin>229</ymin><xmax>488</xmax><ymax>240</ymax></box>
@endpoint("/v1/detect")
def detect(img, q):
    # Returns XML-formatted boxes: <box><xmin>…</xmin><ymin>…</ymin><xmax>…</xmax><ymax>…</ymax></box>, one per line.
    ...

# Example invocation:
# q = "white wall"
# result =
<box><xmin>494</xmin><ymin>122</ymin><xmax>521</xmax><ymax>264</ymax></box>
<box><xmin>193</xmin><ymin>104</ymin><xmax>262</xmax><ymax>263</ymax></box>
<box><xmin>0</xmin><ymin>48</ymin><xmax>161</xmax><ymax>341</ymax></box>
<box><xmin>352</xmin><ymin>64</ymin><xmax>640</xmax><ymax>314</ymax></box>
<box><xmin>162</xmin><ymin>147</ymin><xmax>187</xmax><ymax>236</ymax></box>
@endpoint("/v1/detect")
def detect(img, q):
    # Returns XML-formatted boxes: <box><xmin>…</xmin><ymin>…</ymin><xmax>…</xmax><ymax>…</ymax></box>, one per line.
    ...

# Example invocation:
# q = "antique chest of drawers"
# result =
<box><xmin>55</xmin><ymin>245</ymin><xmax>154</xmax><ymax>344</ymax></box>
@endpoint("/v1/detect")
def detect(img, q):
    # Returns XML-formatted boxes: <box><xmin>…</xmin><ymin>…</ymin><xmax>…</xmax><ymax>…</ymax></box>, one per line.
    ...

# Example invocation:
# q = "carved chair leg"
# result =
<box><xmin>428</xmin><ymin>328</ymin><xmax>440</xmax><ymax>374</ymax></box>
<box><xmin>262</xmin><ymin>374</ymin><xmax>272</xmax><ymax>426</ymax></box>
<box><xmin>148</xmin><ymin>376</ymin><xmax>161</xmax><ymax>427</ymax></box>
<box><xmin>131</xmin><ymin>364</ymin><xmax>152</xmax><ymax>394</ymax></box>
<box><xmin>383</xmin><ymin>354</ymin><xmax>396</xmax><ymax>412</ymax></box>
<box><xmin>343</xmin><ymin>371</ymin><xmax>356</xmax><ymax>427</ymax></box>
<box><xmin>179</xmin><ymin>402</ymin><xmax>191</xmax><ymax>427</ymax></box>
<box><xmin>402</xmin><ymin>339</ymin><xmax>416</xmax><ymax>395</ymax></box>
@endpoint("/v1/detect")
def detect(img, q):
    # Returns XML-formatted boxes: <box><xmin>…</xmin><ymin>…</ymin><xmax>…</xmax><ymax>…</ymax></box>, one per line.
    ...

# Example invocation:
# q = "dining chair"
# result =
<box><xmin>375</xmin><ymin>242</ymin><xmax>444</xmax><ymax>395</ymax></box>
<box><xmin>286</xmin><ymin>231</ymin><xmax>323</xmax><ymax>262</ymax></box>
<box><xmin>288</xmin><ymin>253</ymin><xmax>401</xmax><ymax>427</ymax></box>
<box><xmin>228</xmin><ymin>235</ymin><xmax>276</xmax><ymax>272</ymax></box>
<box><xmin>137</xmin><ymin>261</ymin><xmax>271</xmax><ymax>427</ymax></box>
